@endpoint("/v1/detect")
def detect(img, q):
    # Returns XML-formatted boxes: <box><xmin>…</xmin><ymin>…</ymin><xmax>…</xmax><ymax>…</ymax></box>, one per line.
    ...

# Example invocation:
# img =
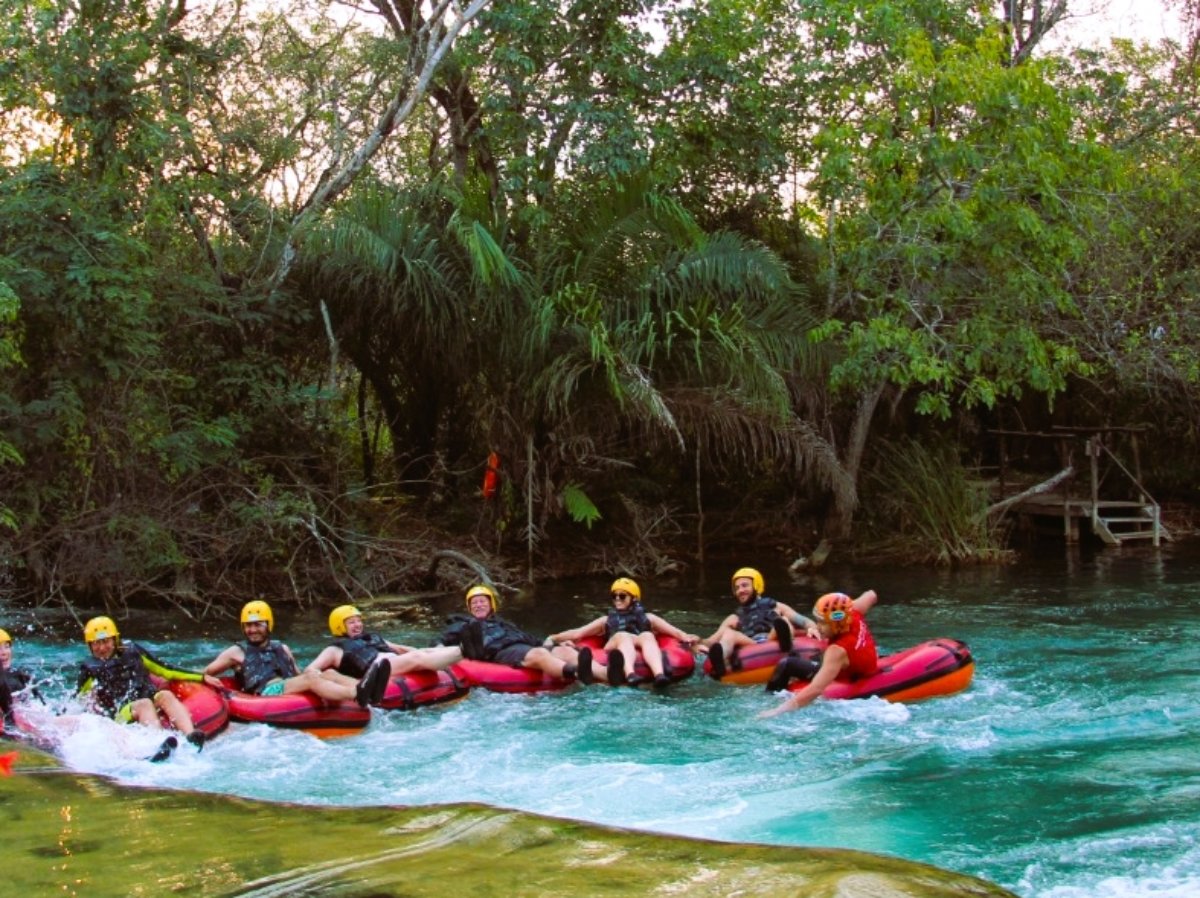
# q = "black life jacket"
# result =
<box><xmin>238</xmin><ymin>640</ymin><xmax>297</xmax><ymax>695</ymax></box>
<box><xmin>1</xmin><ymin>666</ymin><xmax>31</xmax><ymax>725</ymax></box>
<box><xmin>605</xmin><ymin>602</ymin><xmax>652</xmax><ymax>638</ymax></box>
<box><xmin>77</xmin><ymin>644</ymin><xmax>156</xmax><ymax>716</ymax></box>
<box><xmin>0</xmin><ymin>667</ymin><xmax>29</xmax><ymax>695</ymax></box>
<box><xmin>436</xmin><ymin>615</ymin><xmax>469</xmax><ymax>647</ymax></box>
<box><xmin>735</xmin><ymin>595</ymin><xmax>780</xmax><ymax>638</ymax></box>
<box><xmin>440</xmin><ymin>613</ymin><xmax>538</xmax><ymax>658</ymax></box>
<box><xmin>333</xmin><ymin>633</ymin><xmax>391</xmax><ymax>678</ymax></box>
<box><xmin>477</xmin><ymin>616</ymin><xmax>539</xmax><ymax>655</ymax></box>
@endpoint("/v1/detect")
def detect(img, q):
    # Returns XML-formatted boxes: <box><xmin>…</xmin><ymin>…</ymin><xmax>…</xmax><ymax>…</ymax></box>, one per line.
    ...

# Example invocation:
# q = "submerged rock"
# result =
<box><xmin>4</xmin><ymin>747</ymin><xmax>1014</xmax><ymax>897</ymax></box>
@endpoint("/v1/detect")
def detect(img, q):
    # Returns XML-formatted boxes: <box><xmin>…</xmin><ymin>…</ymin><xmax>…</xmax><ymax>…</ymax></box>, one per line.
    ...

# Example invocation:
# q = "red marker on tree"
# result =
<box><xmin>482</xmin><ymin>452</ymin><xmax>501</xmax><ymax>499</ymax></box>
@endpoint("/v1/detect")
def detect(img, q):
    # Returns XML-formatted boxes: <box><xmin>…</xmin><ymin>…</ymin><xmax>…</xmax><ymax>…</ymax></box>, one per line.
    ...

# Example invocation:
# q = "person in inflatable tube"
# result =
<box><xmin>758</xmin><ymin>590</ymin><xmax>879</xmax><ymax>718</ymax></box>
<box><xmin>306</xmin><ymin>604</ymin><xmax>463</xmax><ymax>688</ymax></box>
<box><xmin>1</xmin><ymin>627</ymin><xmax>39</xmax><ymax>733</ymax></box>
<box><xmin>545</xmin><ymin>578</ymin><xmax>700</xmax><ymax>689</ymax></box>
<box><xmin>77</xmin><ymin>616</ymin><xmax>205</xmax><ymax>760</ymax></box>
<box><xmin>204</xmin><ymin>601</ymin><xmax>392</xmax><ymax>708</ymax></box>
<box><xmin>696</xmin><ymin>567</ymin><xmax>813</xmax><ymax>679</ymax></box>
<box><xmin>441</xmin><ymin>585</ymin><xmax>606</xmax><ymax>684</ymax></box>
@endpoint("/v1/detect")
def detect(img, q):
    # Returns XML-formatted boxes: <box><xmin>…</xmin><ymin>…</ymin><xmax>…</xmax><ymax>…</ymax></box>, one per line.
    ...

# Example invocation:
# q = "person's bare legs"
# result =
<box><xmin>152</xmin><ymin>690</ymin><xmax>196</xmax><ymax>736</ymax></box>
<box><xmin>633</xmin><ymin>632</ymin><xmax>665</xmax><ymax>677</ymax></box>
<box><xmin>384</xmin><ymin>646</ymin><xmax>463</xmax><ymax>676</ymax></box>
<box><xmin>128</xmin><ymin>697</ymin><xmax>162</xmax><ymax>728</ymax></box>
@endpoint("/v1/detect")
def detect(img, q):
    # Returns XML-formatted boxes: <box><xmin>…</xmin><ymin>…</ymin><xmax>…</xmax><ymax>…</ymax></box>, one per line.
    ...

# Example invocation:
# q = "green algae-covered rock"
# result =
<box><xmin>0</xmin><ymin>748</ymin><xmax>1014</xmax><ymax>897</ymax></box>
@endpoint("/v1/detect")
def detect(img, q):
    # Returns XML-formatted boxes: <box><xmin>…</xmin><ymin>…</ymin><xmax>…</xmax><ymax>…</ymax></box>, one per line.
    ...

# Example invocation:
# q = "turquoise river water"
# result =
<box><xmin>3</xmin><ymin>543</ymin><xmax>1198</xmax><ymax>897</ymax></box>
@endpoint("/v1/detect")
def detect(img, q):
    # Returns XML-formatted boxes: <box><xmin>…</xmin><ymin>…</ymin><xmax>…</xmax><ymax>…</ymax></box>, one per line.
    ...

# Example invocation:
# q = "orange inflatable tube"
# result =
<box><xmin>703</xmin><ymin>637</ymin><xmax>825</xmax><ymax>685</ymax></box>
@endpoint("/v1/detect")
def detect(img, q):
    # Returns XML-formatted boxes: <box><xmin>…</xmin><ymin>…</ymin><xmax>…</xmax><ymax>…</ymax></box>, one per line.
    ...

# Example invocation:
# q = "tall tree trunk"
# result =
<box><xmin>357</xmin><ymin>374</ymin><xmax>375</xmax><ymax>488</ymax></box>
<box><xmin>402</xmin><ymin>371</ymin><xmax>442</xmax><ymax>494</ymax></box>
<box><xmin>823</xmin><ymin>383</ymin><xmax>885</xmax><ymax>539</ymax></box>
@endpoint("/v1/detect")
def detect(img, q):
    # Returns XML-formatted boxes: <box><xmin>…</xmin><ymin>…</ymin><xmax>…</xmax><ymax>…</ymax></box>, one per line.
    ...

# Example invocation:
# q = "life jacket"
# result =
<box><xmin>0</xmin><ymin>667</ymin><xmax>29</xmax><ymax>696</ymax></box>
<box><xmin>1</xmin><ymin>666</ymin><xmax>31</xmax><ymax>726</ymax></box>
<box><xmin>238</xmin><ymin>640</ymin><xmax>298</xmax><ymax>695</ymax></box>
<box><xmin>735</xmin><ymin>595</ymin><xmax>780</xmax><ymax>638</ymax></box>
<box><xmin>440</xmin><ymin>613</ymin><xmax>538</xmax><ymax>657</ymax></box>
<box><xmin>605</xmin><ymin>602</ymin><xmax>652</xmax><ymax>638</ymax></box>
<box><xmin>77</xmin><ymin>644</ymin><xmax>157</xmax><ymax>717</ymax></box>
<box><xmin>830</xmin><ymin>611</ymin><xmax>879</xmax><ymax>679</ymax></box>
<box><xmin>333</xmin><ymin>633</ymin><xmax>391</xmax><ymax>678</ymax></box>
<box><xmin>478</xmin><ymin>616</ymin><xmax>539</xmax><ymax>655</ymax></box>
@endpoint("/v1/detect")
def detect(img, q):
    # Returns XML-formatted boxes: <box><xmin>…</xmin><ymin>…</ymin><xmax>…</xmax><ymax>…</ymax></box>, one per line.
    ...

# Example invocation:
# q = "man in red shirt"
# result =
<box><xmin>758</xmin><ymin>589</ymin><xmax>878</xmax><ymax>718</ymax></box>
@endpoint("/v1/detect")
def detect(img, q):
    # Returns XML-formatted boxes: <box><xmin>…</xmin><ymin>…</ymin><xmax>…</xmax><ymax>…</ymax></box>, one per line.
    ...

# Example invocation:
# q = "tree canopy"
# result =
<box><xmin>1</xmin><ymin>0</ymin><xmax>1198</xmax><ymax>609</ymax></box>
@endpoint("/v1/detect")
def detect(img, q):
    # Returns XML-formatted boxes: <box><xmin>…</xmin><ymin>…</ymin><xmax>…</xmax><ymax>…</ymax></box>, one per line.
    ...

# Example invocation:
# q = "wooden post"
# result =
<box><xmin>1089</xmin><ymin>435</ymin><xmax>1100</xmax><ymax>536</ymax></box>
<box><xmin>1130</xmin><ymin>432</ymin><xmax>1146</xmax><ymax>504</ymax></box>
<box><xmin>997</xmin><ymin>433</ymin><xmax>1008</xmax><ymax>494</ymax></box>
<box><xmin>695</xmin><ymin>444</ymin><xmax>705</xmax><ymax>564</ymax></box>
<box><xmin>526</xmin><ymin>435</ymin><xmax>534</xmax><ymax>582</ymax></box>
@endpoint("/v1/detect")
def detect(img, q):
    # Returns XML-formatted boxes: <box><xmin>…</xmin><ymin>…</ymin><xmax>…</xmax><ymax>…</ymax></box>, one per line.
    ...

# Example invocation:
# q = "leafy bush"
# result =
<box><xmin>862</xmin><ymin>439</ymin><xmax>1012</xmax><ymax>565</ymax></box>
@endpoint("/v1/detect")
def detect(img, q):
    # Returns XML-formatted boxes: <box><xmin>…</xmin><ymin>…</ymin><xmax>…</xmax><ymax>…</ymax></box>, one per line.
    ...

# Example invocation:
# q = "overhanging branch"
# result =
<box><xmin>267</xmin><ymin>0</ymin><xmax>492</xmax><ymax>291</ymax></box>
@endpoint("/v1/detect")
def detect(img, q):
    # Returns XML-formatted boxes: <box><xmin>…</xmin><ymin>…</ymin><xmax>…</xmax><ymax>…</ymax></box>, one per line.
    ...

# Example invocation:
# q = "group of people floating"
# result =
<box><xmin>0</xmin><ymin>567</ymin><xmax>879</xmax><ymax>757</ymax></box>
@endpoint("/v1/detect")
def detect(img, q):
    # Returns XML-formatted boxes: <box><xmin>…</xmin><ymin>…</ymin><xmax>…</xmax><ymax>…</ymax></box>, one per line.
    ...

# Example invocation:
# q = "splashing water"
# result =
<box><xmin>6</xmin><ymin>546</ymin><xmax>1200</xmax><ymax>897</ymax></box>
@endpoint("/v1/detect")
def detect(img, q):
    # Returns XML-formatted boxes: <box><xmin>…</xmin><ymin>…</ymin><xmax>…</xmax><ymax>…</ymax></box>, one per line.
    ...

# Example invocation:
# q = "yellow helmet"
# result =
<box><xmin>83</xmin><ymin>616</ymin><xmax>119</xmax><ymax>644</ymax></box>
<box><xmin>465</xmin><ymin>584</ymin><xmax>498</xmax><ymax>613</ymax></box>
<box><xmin>0</xmin><ymin>627</ymin><xmax>11</xmax><ymax>644</ymax></box>
<box><xmin>240</xmin><ymin>600</ymin><xmax>274</xmax><ymax>633</ymax></box>
<box><xmin>328</xmin><ymin>604</ymin><xmax>362</xmax><ymax>637</ymax></box>
<box><xmin>731</xmin><ymin>567</ymin><xmax>764</xmax><ymax>595</ymax></box>
<box><xmin>813</xmin><ymin>593</ymin><xmax>854</xmax><ymax>637</ymax></box>
<box><xmin>610</xmin><ymin>577</ymin><xmax>641</xmax><ymax>601</ymax></box>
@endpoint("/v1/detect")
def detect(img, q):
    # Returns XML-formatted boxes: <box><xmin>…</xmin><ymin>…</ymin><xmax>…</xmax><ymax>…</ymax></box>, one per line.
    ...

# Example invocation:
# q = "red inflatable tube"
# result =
<box><xmin>576</xmin><ymin>634</ymin><xmax>696</xmax><ymax>685</ymax></box>
<box><xmin>786</xmin><ymin>638</ymin><xmax>975</xmax><ymax>703</ymax></box>
<box><xmin>450</xmin><ymin>660</ymin><xmax>575</xmax><ymax>694</ymax></box>
<box><xmin>378</xmin><ymin>669</ymin><xmax>470</xmax><ymax>710</ymax></box>
<box><xmin>161</xmin><ymin>678</ymin><xmax>229</xmax><ymax>738</ymax></box>
<box><xmin>217</xmin><ymin>677</ymin><xmax>370</xmax><ymax>738</ymax></box>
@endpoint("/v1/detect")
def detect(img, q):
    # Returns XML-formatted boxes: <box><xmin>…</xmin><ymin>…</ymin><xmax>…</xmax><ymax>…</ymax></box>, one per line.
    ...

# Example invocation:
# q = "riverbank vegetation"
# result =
<box><xmin>2</xmin><ymin>0</ymin><xmax>1198</xmax><ymax>613</ymax></box>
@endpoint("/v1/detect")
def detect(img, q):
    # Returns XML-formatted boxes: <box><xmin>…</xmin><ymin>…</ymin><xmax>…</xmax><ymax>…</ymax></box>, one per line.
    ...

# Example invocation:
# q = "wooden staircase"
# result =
<box><xmin>1086</xmin><ymin>434</ymin><xmax>1168</xmax><ymax>546</ymax></box>
<box><xmin>1092</xmin><ymin>500</ymin><xmax>1168</xmax><ymax>547</ymax></box>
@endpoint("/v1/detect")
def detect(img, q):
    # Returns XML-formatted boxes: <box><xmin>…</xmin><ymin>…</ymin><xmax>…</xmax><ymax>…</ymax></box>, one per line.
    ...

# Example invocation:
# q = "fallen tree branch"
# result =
<box><xmin>425</xmin><ymin>549</ymin><xmax>492</xmax><ymax>587</ymax></box>
<box><xmin>984</xmin><ymin>466</ymin><xmax>1075</xmax><ymax>519</ymax></box>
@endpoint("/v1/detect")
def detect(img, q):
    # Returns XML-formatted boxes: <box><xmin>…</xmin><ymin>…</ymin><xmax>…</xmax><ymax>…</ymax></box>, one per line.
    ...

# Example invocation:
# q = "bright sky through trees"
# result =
<box><xmin>1072</xmin><ymin>0</ymin><xmax>1184</xmax><ymax>46</ymax></box>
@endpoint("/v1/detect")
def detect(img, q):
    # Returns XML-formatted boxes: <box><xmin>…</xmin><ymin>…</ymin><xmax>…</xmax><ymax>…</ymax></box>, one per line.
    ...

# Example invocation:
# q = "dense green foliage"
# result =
<box><xmin>1</xmin><ymin>0</ymin><xmax>1198</xmax><ymax>609</ymax></box>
